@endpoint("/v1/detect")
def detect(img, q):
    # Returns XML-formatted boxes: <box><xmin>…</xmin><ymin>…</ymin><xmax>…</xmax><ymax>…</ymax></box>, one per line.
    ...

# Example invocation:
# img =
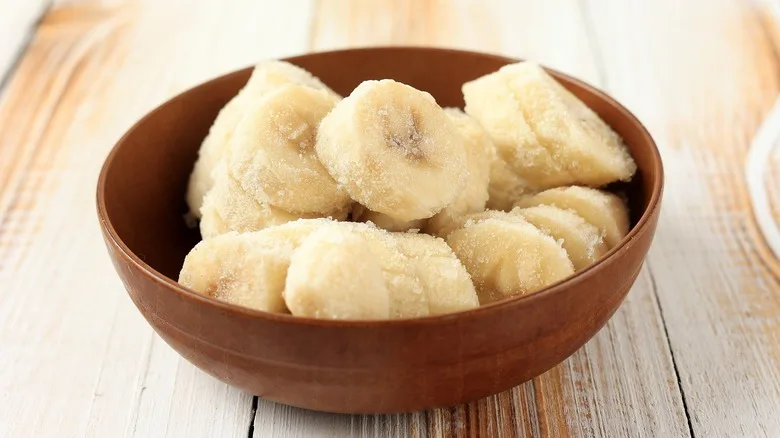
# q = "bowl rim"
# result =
<box><xmin>96</xmin><ymin>46</ymin><xmax>664</xmax><ymax>327</ymax></box>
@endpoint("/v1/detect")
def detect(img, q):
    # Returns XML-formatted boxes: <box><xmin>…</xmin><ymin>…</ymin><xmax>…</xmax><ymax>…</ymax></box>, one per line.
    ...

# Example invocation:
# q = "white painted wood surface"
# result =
<box><xmin>0</xmin><ymin>0</ymin><xmax>49</xmax><ymax>89</ymax></box>
<box><xmin>0</xmin><ymin>0</ymin><xmax>777</xmax><ymax>437</ymax></box>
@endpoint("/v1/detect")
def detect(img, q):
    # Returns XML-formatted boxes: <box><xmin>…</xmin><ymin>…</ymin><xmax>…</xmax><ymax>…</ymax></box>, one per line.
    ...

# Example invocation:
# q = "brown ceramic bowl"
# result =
<box><xmin>97</xmin><ymin>47</ymin><xmax>663</xmax><ymax>414</ymax></box>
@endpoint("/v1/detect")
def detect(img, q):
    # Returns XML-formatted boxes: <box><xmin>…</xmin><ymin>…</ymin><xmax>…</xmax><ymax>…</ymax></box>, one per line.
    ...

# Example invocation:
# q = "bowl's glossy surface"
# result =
<box><xmin>97</xmin><ymin>47</ymin><xmax>663</xmax><ymax>414</ymax></box>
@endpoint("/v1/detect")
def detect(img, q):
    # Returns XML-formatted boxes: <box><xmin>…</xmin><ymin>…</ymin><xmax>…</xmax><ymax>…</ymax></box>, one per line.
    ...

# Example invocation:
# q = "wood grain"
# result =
<box><xmin>0</xmin><ymin>0</ymin><xmax>50</xmax><ymax>88</ymax></box>
<box><xmin>0</xmin><ymin>0</ymin><xmax>312</xmax><ymax>436</ymax></box>
<box><xmin>588</xmin><ymin>0</ymin><xmax>780</xmax><ymax>436</ymax></box>
<box><xmin>256</xmin><ymin>1</ymin><xmax>690</xmax><ymax>436</ymax></box>
<box><xmin>1</xmin><ymin>0</ymin><xmax>778</xmax><ymax>436</ymax></box>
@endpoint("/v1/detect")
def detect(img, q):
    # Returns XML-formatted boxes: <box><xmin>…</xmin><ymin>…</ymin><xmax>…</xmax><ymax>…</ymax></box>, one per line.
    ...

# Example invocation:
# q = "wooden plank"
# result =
<box><xmin>587</xmin><ymin>0</ymin><xmax>780</xmax><ymax>436</ymax></box>
<box><xmin>244</xmin><ymin>1</ymin><xmax>689</xmax><ymax>436</ymax></box>
<box><xmin>0</xmin><ymin>0</ymin><xmax>314</xmax><ymax>436</ymax></box>
<box><xmin>0</xmin><ymin>0</ymin><xmax>50</xmax><ymax>88</ymax></box>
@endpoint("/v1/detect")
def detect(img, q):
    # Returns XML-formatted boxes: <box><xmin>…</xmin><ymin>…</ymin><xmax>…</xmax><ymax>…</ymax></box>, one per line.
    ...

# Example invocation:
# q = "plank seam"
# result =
<box><xmin>647</xmin><ymin>261</ymin><xmax>695</xmax><ymax>438</ymax></box>
<box><xmin>247</xmin><ymin>396</ymin><xmax>259</xmax><ymax>438</ymax></box>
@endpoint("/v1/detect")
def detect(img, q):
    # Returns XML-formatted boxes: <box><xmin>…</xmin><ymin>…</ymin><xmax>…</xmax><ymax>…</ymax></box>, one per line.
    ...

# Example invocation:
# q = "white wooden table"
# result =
<box><xmin>2</xmin><ymin>1</ymin><xmax>779</xmax><ymax>436</ymax></box>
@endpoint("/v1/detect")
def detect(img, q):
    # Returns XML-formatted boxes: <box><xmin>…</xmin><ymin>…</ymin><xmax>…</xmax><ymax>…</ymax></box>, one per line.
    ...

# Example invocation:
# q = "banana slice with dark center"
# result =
<box><xmin>316</xmin><ymin>79</ymin><xmax>467</xmax><ymax>222</ymax></box>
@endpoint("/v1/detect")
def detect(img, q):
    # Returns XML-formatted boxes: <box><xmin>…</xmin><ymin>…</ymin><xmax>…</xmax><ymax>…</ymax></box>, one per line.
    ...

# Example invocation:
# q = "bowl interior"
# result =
<box><xmin>100</xmin><ymin>47</ymin><xmax>658</xmax><ymax>284</ymax></box>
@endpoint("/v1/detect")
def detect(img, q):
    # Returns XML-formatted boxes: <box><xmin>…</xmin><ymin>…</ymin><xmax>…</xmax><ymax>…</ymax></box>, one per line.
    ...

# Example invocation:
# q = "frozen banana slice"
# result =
<box><xmin>186</xmin><ymin>61</ymin><xmax>339</xmax><ymax>217</ymax></box>
<box><xmin>393</xmin><ymin>232</ymin><xmax>479</xmax><ymax>314</ymax></box>
<box><xmin>352</xmin><ymin>204</ymin><xmax>427</xmax><ymax>232</ymax></box>
<box><xmin>229</xmin><ymin>85</ymin><xmax>351</xmax><ymax>215</ymax></box>
<box><xmin>425</xmin><ymin>108</ymin><xmax>493</xmax><ymax>237</ymax></box>
<box><xmin>500</xmin><ymin>62</ymin><xmax>636</xmax><ymax>185</ymax></box>
<box><xmin>463</xmin><ymin>68</ymin><xmax>573</xmax><ymax>189</ymax></box>
<box><xmin>316</xmin><ymin>79</ymin><xmax>467</xmax><ymax>222</ymax></box>
<box><xmin>180</xmin><ymin>218</ymin><xmax>338</xmax><ymax>311</ymax></box>
<box><xmin>486</xmin><ymin>155</ymin><xmax>529</xmax><ymax>211</ymax></box>
<box><xmin>515</xmin><ymin>186</ymin><xmax>630</xmax><ymax>248</ymax></box>
<box><xmin>178</xmin><ymin>231</ymin><xmax>294</xmax><ymax>313</ymax></box>
<box><xmin>348</xmin><ymin>225</ymin><xmax>430</xmax><ymax>318</ymax></box>
<box><xmin>199</xmin><ymin>163</ymin><xmax>349</xmax><ymax>239</ymax></box>
<box><xmin>447</xmin><ymin>212</ymin><xmax>574</xmax><ymax>304</ymax></box>
<box><xmin>259</xmin><ymin>217</ymin><xmax>338</xmax><ymax>248</ymax></box>
<box><xmin>284</xmin><ymin>227</ymin><xmax>390</xmax><ymax>320</ymax></box>
<box><xmin>513</xmin><ymin>205</ymin><xmax>608</xmax><ymax>270</ymax></box>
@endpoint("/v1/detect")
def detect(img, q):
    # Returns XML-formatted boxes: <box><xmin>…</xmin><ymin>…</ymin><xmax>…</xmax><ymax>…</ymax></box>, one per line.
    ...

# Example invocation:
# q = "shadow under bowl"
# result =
<box><xmin>97</xmin><ymin>47</ymin><xmax>663</xmax><ymax>414</ymax></box>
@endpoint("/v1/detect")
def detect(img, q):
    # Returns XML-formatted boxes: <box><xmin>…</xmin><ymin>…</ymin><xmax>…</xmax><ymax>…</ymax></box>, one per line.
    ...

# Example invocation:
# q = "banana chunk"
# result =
<box><xmin>229</xmin><ymin>85</ymin><xmax>351</xmax><ymax>215</ymax></box>
<box><xmin>425</xmin><ymin>108</ymin><xmax>493</xmax><ymax>237</ymax></box>
<box><xmin>486</xmin><ymin>154</ymin><xmax>530</xmax><ymax>212</ymax></box>
<box><xmin>463</xmin><ymin>67</ymin><xmax>572</xmax><ymax>189</ymax></box>
<box><xmin>515</xmin><ymin>186</ymin><xmax>630</xmax><ymax>248</ymax></box>
<box><xmin>392</xmin><ymin>233</ymin><xmax>479</xmax><ymax>314</ymax></box>
<box><xmin>347</xmin><ymin>225</ymin><xmax>431</xmax><ymax>318</ymax></box>
<box><xmin>179</xmin><ymin>218</ymin><xmax>338</xmax><ymax>312</ymax></box>
<box><xmin>504</xmin><ymin>63</ymin><xmax>636</xmax><ymax>186</ymax></box>
<box><xmin>316</xmin><ymin>79</ymin><xmax>467</xmax><ymax>222</ymax></box>
<box><xmin>199</xmin><ymin>163</ymin><xmax>349</xmax><ymax>239</ymax></box>
<box><xmin>463</xmin><ymin>62</ymin><xmax>636</xmax><ymax>190</ymax></box>
<box><xmin>513</xmin><ymin>205</ymin><xmax>608</xmax><ymax>270</ymax></box>
<box><xmin>178</xmin><ymin>231</ymin><xmax>295</xmax><ymax>313</ymax></box>
<box><xmin>447</xmin><ymin>212</ymin><xmax>574</xmax><ymax>304</ymax></box>
<box><xmin>186</xmin><ymin>61</ymin><xmax>339</xmax><ymax>217</ymax></box>
<box><xmin>352</xmin><ymin>204</ymin><xmax>427</xmax><ymax>232</ymax></box>
<box><xmin>284</xmin><ymin>227</ymin><xmax>390</xmax><ymax>320</ymax></box>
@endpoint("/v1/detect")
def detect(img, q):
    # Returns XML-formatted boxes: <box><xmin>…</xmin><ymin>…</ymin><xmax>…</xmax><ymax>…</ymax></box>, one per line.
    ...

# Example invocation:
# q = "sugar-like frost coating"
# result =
<box><xmin>504</xmin><ymin>63</ymin><xmax>636</xmax><ymax>186</ymax></box>
<box><xmin>513</xmin><ymin>205</ymin><xmax>608</xmax><ymax>270</ymax></box>
<box><xmin>463</xmin><ymin>62</ymin><xmax>636</xmax><ymax>191</ymax></box>
<box><xmin>178</xmin><ymin>232</ymin><xmax>295</xmax><ymax>313</ymax></box>
<box><xmin>486</xmin><ymin>155</ymin><xmax>529</xmax><ymax>211</ymax></box>
<box><xmin>229</xmin><ymin>85</ymin><xmax>351</xmax><ymax>215</ymax></box>
<box><xmin>463</xmin><ymin>68</ymin><xmax>572</xmax><ymax>189</ymax></box>
<box><xmin>284</xmin><ymin>227</ymin><xmax>391</xmax><ymax>319</ymax></box>
<box><xmin>425</xmin><ymin>108</ymin><xmax>493</xmax><ymax>237</ymax></box>
<box><xmin>186</xmin><ymin>61</ymin><xmax>340</xmax><ymax>217</ymax></box>
<box><xmin>316</xmin><ymin>79</ymin><xmax>467</xmax><ymax>222</ymax></box>
<box><xmin>199</xmin><ymin>163</ymin><xmax>349</xmax><ymax>239</ymax></box>
<box><xmin>351</xmin><ymin>204</ymin><xmax>427</xmax><ymax>232</ymax></box>
<box><xmin>446</xmin><ymin>212</ymin><xmax>574</xmax><ymax>304</ymax></box>
<box><xmin>392</xmin><ymin>232</ymin><xmax>479</xmax><ymax>314</ymax></box>
<box><xmin>515</xmin><ymin>185</ymin><xmax>630</xmax><ymax>248</ymax></box>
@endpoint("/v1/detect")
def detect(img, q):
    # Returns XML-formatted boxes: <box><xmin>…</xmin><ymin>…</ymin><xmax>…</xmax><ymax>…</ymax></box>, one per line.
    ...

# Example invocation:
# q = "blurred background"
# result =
<box><xmin>1</xmin><ymin>1</ymin><xmax>779</xmax><ymax>437</ymax></box>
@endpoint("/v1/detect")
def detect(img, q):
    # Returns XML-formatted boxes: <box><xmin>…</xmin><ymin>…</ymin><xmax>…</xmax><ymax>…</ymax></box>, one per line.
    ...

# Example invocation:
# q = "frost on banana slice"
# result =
<box><xmin>260</xmin><ymin>217</ymin><xmax>337</xmax><ymax>247</ymax></box>
<box><xmin>348</xmin><ymin>225</ymin><xmax>430</xmax><ymax>318</ymax></box>
<box><xmin>228</xmin><ymin>85</ymin><xmax>352</xmax><ymax>215</ymax></box>
<box><xmin>425</xmin><ymin>108</ymin><xmax>493</xmax><ymax>237</ymax></box>
<box><xmin>486</xmin><ymin>155</ymin><xmax>529</xmax><ymax>211</ymax></box>
<box><xmin>463</xmin><ymin>68</ymin><xmax>572</xmax><ymax>189</ymax></box>
<box><xmin>179</xmin><ymin>218</ymin><xmax>337</xmax><ymax>312</ymax></box>
<box><xmin>316</xmin><ymin>79</ymin><xmax>467</xmax><ymax>222</ymax></box>
<box><xmin>284</xmin><ymin>227</ymin><xmax>391</xmax><ymax>320</ymax></box>
<box><xmin>199</xmin><ymin>163</ymin><xmax>349</xmax><ymax>239</ymax></box>
<box><xmin>186</xmin><ymin>61</ymin><xmax>339</xmax><ymax>217</ymax></box>
<box><xmin>513</xmin><ymin>205</ymin><xmax>608</xmax><ymax>270</ymax></box>
<box><xmin>351</xmin><ymin>204</ymin><xmax>427</xmax><ymax>232</ymax></box>
<box><xmin>178</xmin><ymin>231</ymin><xmax>295</xmax><ymax>313</ymax></box>
<box><xmin>515</xmin><ymin>186</ymin><xmax>630</xmax><ymax>248</ymax></box>
<box><xmin>463</xmin><ymin>62</ymin><xmax>637</xmax><ymax>190</ymax></box>
<box><xmin>392</xmin><ymin>233</ymin><xmax>479</xmax><ymax>314</ymax></box>
<box><xmin>504</xmin><ymin>63</ymin><xmax>636</xmax><ymax>186</ymax></box>
<box><xmin>447</xmin><ymin>212</ymin><xmax>574</xmax><ymax>304</ymax></box>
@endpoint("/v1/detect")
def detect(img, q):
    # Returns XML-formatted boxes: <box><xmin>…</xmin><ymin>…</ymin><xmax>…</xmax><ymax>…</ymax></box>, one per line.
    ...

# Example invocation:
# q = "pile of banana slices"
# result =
<box><xmin>178</xmin><ymin>60</ymin><xmax>636</xmax><ymax>320</ymax></box>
